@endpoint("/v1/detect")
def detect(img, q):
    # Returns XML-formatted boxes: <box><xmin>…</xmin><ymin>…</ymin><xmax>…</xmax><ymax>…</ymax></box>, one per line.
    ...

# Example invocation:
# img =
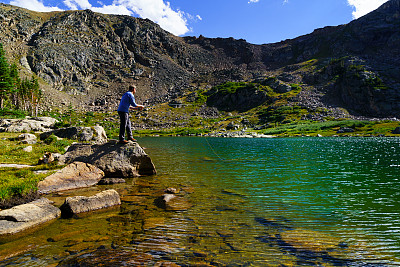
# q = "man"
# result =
<box><xmin>117</xmin><ymin>85</ymin><xmax>144</xmax><ymax>144</ymax></box>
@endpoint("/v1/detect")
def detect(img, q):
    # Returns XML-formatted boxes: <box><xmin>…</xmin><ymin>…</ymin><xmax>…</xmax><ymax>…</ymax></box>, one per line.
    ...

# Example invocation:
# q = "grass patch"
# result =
<box><xmin>0</xmin><ymin>108</ymin><xmax>27</xmax><ymax>118</ymax></box>
<box><xmin>0</xmin><ymin>133</ymin><xmax>73</xmax><ymax>165</ymax></box>
<box><xmin>0</xmin><ymin>132</ymin><xmax>69</xmax><ymax>203</ymax></box>
<box><xmin>0</xmin><ymin>166</ymin><xmax>59</xmax><ymax>205</ymax></box>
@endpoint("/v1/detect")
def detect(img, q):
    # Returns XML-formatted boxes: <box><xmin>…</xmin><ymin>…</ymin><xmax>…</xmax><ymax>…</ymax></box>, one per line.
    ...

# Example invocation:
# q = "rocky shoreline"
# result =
<box><xmin>0</xmin><ymin>117</ymin><xmax>157</xmax><ymax>238</ymax></box>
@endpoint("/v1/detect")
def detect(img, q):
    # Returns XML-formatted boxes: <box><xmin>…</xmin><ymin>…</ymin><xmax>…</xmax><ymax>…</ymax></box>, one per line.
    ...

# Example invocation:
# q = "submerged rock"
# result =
<box><xmin>60</xmin><ymin>189</ymin><xmax>121</xmax><ymax>217</ymax></box>
<box><xmin>142</xmin><ymin>217</ymin><xmax>166</xmax><ymax>230</ymax></box>
<box><xmin>58</xmin><ymin>140</ymin><xmax>156</xmax><ymax>177</ymax></box>
<box><xmin>279</xmin><ymin>229</ymin><xmax>342</xmax><ymax>253</ymax></box>
<box><xmin>57</xmin><ymin>248</ymin><xmax>153</xmax><ymax>266</ymax></box>
<box><xmin>255</xmin><ymin>226</ymin><xmax>362</xmax><ymax>266</ymax></box>
<box><xmin>97</xmin><ymin>178</ymin><xmax>126</xmax><ymax>185</ymax></box>
<box><xmin>38</xmin><ymin>161</ymin><xmax>104</xmax><ymax>194</ymax></box>
<box><xmin>0</xmin><ymin>198</ymin><xmax>61</xmax><ymax>235</ymax></box>
<box><xmin>255</xmin><ymin>216</ymin><xmax>293</xmax><ymax>231</ymax></box>
<box><xmin>156</xmin><ymin>194</ymin><xmax>192</xmax><ymax>211</ymax></box>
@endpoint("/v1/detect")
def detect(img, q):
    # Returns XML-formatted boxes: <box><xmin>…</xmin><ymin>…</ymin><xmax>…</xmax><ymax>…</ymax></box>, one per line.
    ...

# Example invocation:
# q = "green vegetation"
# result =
<box><xmin>259</xmin><ymin>120</ymin><xmax>372</xmax><ymax>136</ymax></box>
<box><xmin>258</xmin><ymin>105</ymin><xmax>307</xmax><ymax>125</ymax></box>
<box><xmin>210</xmin><ymin>82</ymin><xmax>258</xmax><ymax>95</ymax></box>
<box><xmin>0</xmin><ymin>166</ymin><xmax>57</xmax><ymax>201</ymax></box>
<box><xmin>365</xmin><ymin>76</ymin><xmax>389</xmax><ymax>90</ymax></box>
<box><xmin>0</xmin><ymin>107</ymin><xmax>26</xmax><ymax>118</ymax></box>
<box><xmin>321</xmin><ymin>57</ymin><xmax>390</xmax><ymax>91</ymax></box>
<box><xmin>0</xmin><ymin>132</ymin><xmax>72</xmax><ymax>203</ymax></box>
<box><xmin>0</xmin><ymin>133</ymin><xmax>73</xmax><ymax>165</ymax></box>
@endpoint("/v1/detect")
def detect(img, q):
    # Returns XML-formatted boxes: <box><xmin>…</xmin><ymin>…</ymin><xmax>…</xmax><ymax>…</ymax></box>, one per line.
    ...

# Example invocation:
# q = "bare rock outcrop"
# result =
<box><xmin>38</xmin><ymin>162</ymin><xmax>104</xmax><ymax>194</ymax></box>
<box><xmin>58</xmin><ymin>140</ymin><xmax>156</xmax><ymax>177</ymax></box>
<box><xmin>0</xmin><ymin>117</ymin><xmax>58</xmax><ymax>133</ymax></box>
<box><xmin>40</xmin><ymin>126</ymin><xmax>108</xmax><ymax>144</ymax></box>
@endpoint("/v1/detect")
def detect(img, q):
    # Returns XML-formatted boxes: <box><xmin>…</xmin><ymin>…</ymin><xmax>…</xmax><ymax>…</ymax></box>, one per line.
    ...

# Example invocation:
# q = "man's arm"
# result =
<box><xmin>130</xmin><ymin>105</ymin><xmax>144</xmax><ymax>111</ymax></box>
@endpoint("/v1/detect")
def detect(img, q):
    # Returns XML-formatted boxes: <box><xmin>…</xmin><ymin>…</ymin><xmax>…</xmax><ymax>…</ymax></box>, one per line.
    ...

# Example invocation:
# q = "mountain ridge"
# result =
<box><xmin>0</xmin><ymin>1</ymin><xmax>399</xmax><ymax>119</ymax></box>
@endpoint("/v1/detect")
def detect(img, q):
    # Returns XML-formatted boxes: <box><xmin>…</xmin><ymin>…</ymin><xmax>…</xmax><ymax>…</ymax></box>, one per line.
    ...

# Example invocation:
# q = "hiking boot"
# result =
<box><xmin>119</xmin><ymin>140</ymin><xmax>129</xmax><ymax>144</ymax></box>
<box><xmin>128</xmin><ymin>138</ymin><xmax>137</xmax><ymax>142</ymax></box>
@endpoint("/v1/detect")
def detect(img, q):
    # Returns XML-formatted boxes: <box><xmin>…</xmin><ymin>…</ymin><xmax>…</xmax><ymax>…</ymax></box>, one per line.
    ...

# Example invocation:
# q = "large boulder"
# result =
<box><xmin>0</xmin><ymin>117</ymin><xmax>58</xmax><ymax>132</ymax></box>
<box><xmin>392</xmin><ymin>127</ymin><xmax>400</xmax><ymax>134</ymax></box>
<box><xmin>38</xmin><ymin>162</ymin><xmax>105</xmax><ymax>194</ymax></box>
<box><xmin>40</xmin><ymin>126</ymin><xmax>107</xmax><ymax>144</ymax></box>
<box><xmin>60</xmin><ymin>189</ymin><xmax>121</xmax><ymax>217</ymax></box>
<box><xmin>0</xmin><ymin>198</ymin><xmax>61</xmax><ymax>235</ymax></box>
<box><xmin>58</xmin><ymin>140</ymin><xmax>156</xmax><ymax>177</ymax></box>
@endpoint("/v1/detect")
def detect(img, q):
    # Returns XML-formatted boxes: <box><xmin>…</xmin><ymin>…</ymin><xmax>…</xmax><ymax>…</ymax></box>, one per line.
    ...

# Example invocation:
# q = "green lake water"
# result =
<box><xmin>1</xmin><ymin>137</ymin><xmax>400</xmax><ymax>266</ymax></box>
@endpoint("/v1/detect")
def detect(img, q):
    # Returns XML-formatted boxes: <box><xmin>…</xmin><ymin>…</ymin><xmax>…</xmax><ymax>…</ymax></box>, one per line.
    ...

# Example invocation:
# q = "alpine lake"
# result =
<box><xmin>1</xmin><ymin>136</ymin><xmax>400</xmax><ymax>266</ymax></box>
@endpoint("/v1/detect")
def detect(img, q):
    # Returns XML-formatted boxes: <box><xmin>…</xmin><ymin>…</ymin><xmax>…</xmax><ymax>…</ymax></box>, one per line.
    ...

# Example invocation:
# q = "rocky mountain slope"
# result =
<box><xmin>0</xmin><ymin>0</ymin><xmax>399</xmax><ymax>118</ymax></box>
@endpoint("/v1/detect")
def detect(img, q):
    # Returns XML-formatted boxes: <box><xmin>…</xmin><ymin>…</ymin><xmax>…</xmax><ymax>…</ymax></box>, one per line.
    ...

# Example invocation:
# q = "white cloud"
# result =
<box><xmin>91</xmin><ymin>4</ymin><xmax>131</xmax><ymax>15</ymax></box>
<box><xmin>114</xmin><ymin>0</ymin><xmax>189</xmax><ymax>35</ymax></box>
<box><xmin>196</xmin><ymin>15</ymin><xmax>202</xmax><ymax>21</ymax></box>
<box><xmin>10</xmin><ymin>0</ymin><xmax>63</xmax><ymax>12</ymax></box>
<box><xmin>9</xmin><ymin>0</ymin><xmax>191</xmax><ymax>36</ymax></box>
<box><xmin>63</xmin><ymin>0</ymin><xmax>92</xmax><ymax>10</ymax></box>
<box><xmin>347</xmin><ymin>0</ymin><xmax>389</xmax><ymax>18</ymax></box>
<box><xmin>248</xmin><ymin>0</ymin><xmax>260</xmax><ymax>3</ymax></box>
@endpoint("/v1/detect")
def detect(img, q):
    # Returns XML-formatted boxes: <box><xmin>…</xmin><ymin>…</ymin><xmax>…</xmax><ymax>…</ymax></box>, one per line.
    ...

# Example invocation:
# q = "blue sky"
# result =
<box><xmin>1</xmin><ymin>0</ymin><xmax>389</xmax><ymax>44</ymax></box>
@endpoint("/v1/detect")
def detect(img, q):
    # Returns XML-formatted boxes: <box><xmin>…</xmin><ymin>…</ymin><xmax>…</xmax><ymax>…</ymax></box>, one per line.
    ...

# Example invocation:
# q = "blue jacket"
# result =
<box><xmin>117</xmin><ymin>91</ymin><xmax>137</xmax><ymax>112</ymax></box>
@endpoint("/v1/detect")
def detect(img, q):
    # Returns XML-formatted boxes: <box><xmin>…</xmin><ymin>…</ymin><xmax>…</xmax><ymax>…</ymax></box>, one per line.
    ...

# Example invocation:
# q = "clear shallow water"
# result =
<box><xmin>140</xmin><ymin>137</ymin><xmax>400</xmax><ymax>266</ymax></box>
<box><xmin>1</xmin><ymin>137</ymin><xmax>400</xmax><ymax>266</ymax></box>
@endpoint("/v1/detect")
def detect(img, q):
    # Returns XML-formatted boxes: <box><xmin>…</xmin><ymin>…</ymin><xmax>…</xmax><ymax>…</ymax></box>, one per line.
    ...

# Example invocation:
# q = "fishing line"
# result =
<box><xmin>203</xmin><ymin>136</ymin><xmax>225</xmax><ymax>161</ymax></box>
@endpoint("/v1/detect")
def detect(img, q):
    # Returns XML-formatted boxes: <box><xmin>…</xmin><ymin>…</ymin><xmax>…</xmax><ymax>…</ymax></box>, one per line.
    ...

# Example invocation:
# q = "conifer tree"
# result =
<box><xmin>29</xmin><ymin>76</ymin><xmax>41</xmax><ymax>116</ymax></box>
<box><xmin>9</xmin><ymin>63</ymin><xmax>20</xmax><ymax>108</ymax></box>
<box><xmin>0</xmin><ymin>43</ymin><xmax>12</xmax><ymax>109</ymax></box>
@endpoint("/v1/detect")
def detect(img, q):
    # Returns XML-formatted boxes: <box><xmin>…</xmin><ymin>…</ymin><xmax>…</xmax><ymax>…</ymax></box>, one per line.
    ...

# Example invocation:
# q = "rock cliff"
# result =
<box><xmin>0</xmin><ymin>0</ymin><xmax>399</xmax><ymax>117</ymax></box>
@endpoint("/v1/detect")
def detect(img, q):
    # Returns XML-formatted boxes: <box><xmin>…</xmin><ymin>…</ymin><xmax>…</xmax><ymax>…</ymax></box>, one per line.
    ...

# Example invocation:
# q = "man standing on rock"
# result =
<box><xmin>117</xmin><ymin>85</ymin><xmax>144</xmax><ymax>144</ymax></box>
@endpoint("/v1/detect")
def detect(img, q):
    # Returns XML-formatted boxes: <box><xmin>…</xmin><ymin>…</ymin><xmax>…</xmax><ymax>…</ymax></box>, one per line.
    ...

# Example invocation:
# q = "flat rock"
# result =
<box><xmin>60</xmin><ymin>189</ymin><xmax>121</xmax><ymax>217</ymax></box>
<box><xmin>0</xmin><ymin>164</ymin><xmax>34</xmax><ymax>169</ymax></box>
<box><xmin>38</xmin><ymin>162</ymin><xmax>104</xmax><ymax>194</ymax></box>
<box><xmin>0</xmin><ymin>198</ymin><xmax>61</xmax><ymax>235</ymax></box>
<box><xmin>58</xmin><ymin>140</ymin><xmax>156</xmax><ymax>177</ymax></box>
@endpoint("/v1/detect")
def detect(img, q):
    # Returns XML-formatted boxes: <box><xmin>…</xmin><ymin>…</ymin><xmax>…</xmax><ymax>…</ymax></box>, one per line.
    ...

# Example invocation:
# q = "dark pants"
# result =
<box><xmin>118</xmin><ymin>111</ymin><xmax>133</xmax><ymax>141</ymax></box>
